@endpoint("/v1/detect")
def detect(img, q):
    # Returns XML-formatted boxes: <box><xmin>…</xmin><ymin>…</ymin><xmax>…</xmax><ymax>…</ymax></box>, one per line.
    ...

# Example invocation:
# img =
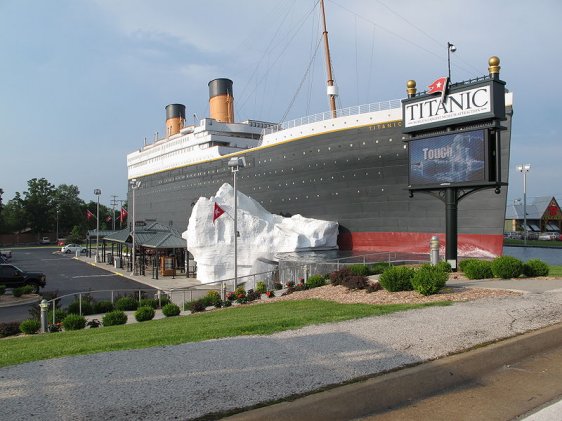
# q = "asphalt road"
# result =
<box><xmin>0</xmin><ymin>247</ymin><xmax>149</xmax><ymax>323</ymax></box>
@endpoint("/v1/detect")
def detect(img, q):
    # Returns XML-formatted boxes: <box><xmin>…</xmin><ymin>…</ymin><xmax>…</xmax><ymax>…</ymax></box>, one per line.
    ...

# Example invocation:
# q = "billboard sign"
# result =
<box><xmin>408</xmin><ymin>129</ymin><xmax>491</xmax><ymax>188</ymax></box>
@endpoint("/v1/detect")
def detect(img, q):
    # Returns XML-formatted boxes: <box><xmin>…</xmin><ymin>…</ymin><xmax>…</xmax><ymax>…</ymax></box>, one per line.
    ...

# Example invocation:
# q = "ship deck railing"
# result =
<box><xmin>261</xmin><ymin>99</ymin><xmax>402</xmax><ymax>136</ymax></box>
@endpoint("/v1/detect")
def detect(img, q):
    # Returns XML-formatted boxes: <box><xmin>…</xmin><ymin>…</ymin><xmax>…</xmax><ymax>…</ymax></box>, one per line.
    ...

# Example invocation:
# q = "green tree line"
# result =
<box><xmin>0</xmin><ymin>178</ymin><xmax>127</xmax><ymax>239</ymax></box>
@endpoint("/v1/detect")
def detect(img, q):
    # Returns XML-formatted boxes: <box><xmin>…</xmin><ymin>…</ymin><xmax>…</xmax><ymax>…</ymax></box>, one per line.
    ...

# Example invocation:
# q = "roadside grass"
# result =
<box><xmin>0</xmin><ymin>299</ymin><xmax>450</xmax><ymax>368</ymax></box>
<box><xmin>504</xmin><ymin>238</ymin><xmax>562</xmax><ymax>248</ymax></box>
<box><xmin>548</xmin><ymin>265</ymin><xmax>562</xmax><ymax>277</ymax></box>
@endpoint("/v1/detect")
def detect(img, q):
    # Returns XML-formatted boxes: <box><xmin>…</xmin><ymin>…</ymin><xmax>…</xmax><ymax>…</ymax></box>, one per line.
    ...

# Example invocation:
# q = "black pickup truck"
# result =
<box><xmin>0</xmin><ymin>264</ymin><xmax>46</xmax><ymax>293</ymax></box>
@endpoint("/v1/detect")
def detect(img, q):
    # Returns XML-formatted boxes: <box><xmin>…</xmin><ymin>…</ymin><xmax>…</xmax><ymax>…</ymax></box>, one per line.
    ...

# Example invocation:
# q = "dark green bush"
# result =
<box><xmin>48</xmin><ymin>309</ymin><xmax>67</xmax><ymax>324</ymax></box>
<box><xmin>19</xmin><ymin>319</ymin><xmax>40</xmax><ymax>334</ymax></box>
<box><xmin>379</xmin><ymin>266</ymin><xmax>415</xmax><ymax>292</ymax></box>
<box><xmin>0</xmin><ymin>285</ymin><xmax>6</xmax><ymax>296</ymax></box>
<box><xmin>162</xmin><ymin>303</ymin><xmax>181</xmax><ymax>317</ymax></box>
<box><xmin>139</xmin><ymin>298</ymin><xmax>158</xmax><ymax>309</ymax></box>
<box><xmin>62</xmin><ymin>314</ymin><xmax>87</xmax><ymax>330</ymax></box>
<box><xmin>135</xmin><ymin>306</ymin><xmax>155</xmax><ymax>322</ymax></box>
<box><xmin>114</xmin><ymin>296</ymin><xmax>139</xmax><ymax>311</ymax></box>
<box><xmin>412</xmin><ymin>264</ymin><xmax>448</xmax><ymax>296</ymax></box>
<box><xmin>369</xmin><ymin>262</ymin><xmax>392</xmax><ymax>275</ymax></box>
<box><xmin>459</xmin><ymin>258</ymin><xmax>480</xmax><ymax>273</ymax></box>
<box><xmin>187</xmin><ymin>299</ymin><xmax>206</xmax><ymax>313</ymax></box>
<box><xmin>273</xmin><ymin>282</ymin><xmax>283</xmax><ymax>290</ymax></box>
<box><xmin>348</xmin><ymin>264</ymin><xmax>370</xmax><ymax>276</ymax></box>
<box><xmin>158</xmin><ymin>295</ymin><xmax>171</xmax><ymax>307</ymax></box>
<box><xmin>0</xmin><ymin>321</ymin><xmax>21</xmax><ymax>337</ymax></box>
<box><xmin>463</xmin><ymin>260</ymin><xmax>493</xmax><ymax>280</ymax></box>
<box><xmin>522</xmin><ymin>259</ymin><xmax>550</xmax><ymax>277</ymax></box>
<box><xmin>435</xmin><ymin>261</ymin><xmax>452</xmax><ymax>273</ymax></box>
<box><xmin>12</xmin><ymin>287</ymin><xmax>25</xmax><ymax>298</ymax></box>
<box><xmin>491</xmin><ymin>256</ymin><xmax>523</xmax><ymax>279</ymax></box>
<box><xmin>67</xmin><ymin>300</ymin><xmax>94</xmax><ymax>315</ymax></box>
<box><xmin>223</xmin><ymin>300</ymin><xmax>232</xmax><ymax>307</ymax></box>
<box><xmin>102</xmin><ymin>310</ymin><xmax>128</xmax><ymax>326</ymax></box>
<box><xmin>305</xmin><ymin>274</ymin><xmax>326</xmax><ymax>289</ymax></box>
<box><xmin>204</xmin><ymin>290</ymin><xmax>222</xmax><ymax>306</ymax></box>
<box><xmin>94</xmin><ymin>300</ymin><xmax>114</xmax><ymax>314</ymax></box>
<box><xmin>255</xmin><ymin>281</ymin><xmax>267</xmax><ymax>294</ymax></box>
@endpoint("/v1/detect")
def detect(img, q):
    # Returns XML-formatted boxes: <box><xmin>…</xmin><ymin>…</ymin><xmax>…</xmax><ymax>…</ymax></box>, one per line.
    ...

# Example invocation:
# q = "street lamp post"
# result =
<box><xmin>447</xmin><ymin>42</ymin><xmax>456</xmax><ymax>82</ymax></box>
<box><xmin>94</xmin><ymin>189</ymin><xmax>102</xmax><ymax>263</ymax></box>
<box><xmin>228</xmin><ymin>156</ymin><xmax>246</xmax><ymax>290</ymax></box>
<box><xmin>516</xmin><ymin>164</ymin><xmax>531</xmax><ymax>245</ymax></box>
<box><xmin>56</xmin><ymin>208</ymin><xmax>59</xmax><ymax>245</ymax></box>
<box><xmin>130</xmin><ymin>179</ymin><xmax>141</xmax><ymax>275</ymax></box>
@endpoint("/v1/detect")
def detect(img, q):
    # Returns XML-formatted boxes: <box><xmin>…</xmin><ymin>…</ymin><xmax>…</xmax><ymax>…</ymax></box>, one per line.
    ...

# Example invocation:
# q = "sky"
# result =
<box><xmin>1</xmin><ymin>0</ymin><xmax>561</xmax><ymax>208</ymax></box>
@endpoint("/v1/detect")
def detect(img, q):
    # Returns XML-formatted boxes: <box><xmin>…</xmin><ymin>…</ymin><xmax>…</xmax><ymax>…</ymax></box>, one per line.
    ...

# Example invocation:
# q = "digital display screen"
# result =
<box><xmin>409</xmin><ymin>129</ymin><xmax>487</xmax><ymax>186</ymax></box>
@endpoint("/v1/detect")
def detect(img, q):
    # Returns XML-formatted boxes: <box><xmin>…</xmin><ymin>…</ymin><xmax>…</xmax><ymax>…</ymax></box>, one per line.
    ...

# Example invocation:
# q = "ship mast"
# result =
<box><xmin>320</xmin><ymin>0</ymin><xmax>338</xmax><ymax>118</ymax></box>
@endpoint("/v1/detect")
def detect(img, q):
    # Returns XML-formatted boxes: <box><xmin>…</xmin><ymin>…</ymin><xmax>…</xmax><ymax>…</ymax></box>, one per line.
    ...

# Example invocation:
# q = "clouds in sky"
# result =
<box><xmin>1</xmin><ymin>0</ymin><xmax>560</xmax><ymax>205</ymax></box>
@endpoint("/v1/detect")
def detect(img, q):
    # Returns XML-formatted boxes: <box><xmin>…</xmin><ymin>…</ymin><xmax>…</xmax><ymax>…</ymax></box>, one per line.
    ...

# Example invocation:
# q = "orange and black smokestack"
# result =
<box><xmin>165</xmin><ymin>104</ymin><xmax>186</xmax><ymax>137</ymax></box>
<box><xmin>208</xmin><ymin>78</ymin><xmax>234</xmax><ymax>123</ymax></box>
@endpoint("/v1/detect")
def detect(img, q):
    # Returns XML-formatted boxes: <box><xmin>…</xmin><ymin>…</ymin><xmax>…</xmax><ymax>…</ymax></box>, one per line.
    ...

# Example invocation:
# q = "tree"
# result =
<box><xmin>53</xmin><ymin>184</ymin><xmax>86</xmax><ymax>237</ymax></box>
<box><xmin>0</xmin><ymin>193</ymin><xmax>26</xmax><ymax>233</ymax></box>
<box><xmin>22</xmin><ymin>178</ymin><xmax>56</xmax><ymax>235</ymax></box>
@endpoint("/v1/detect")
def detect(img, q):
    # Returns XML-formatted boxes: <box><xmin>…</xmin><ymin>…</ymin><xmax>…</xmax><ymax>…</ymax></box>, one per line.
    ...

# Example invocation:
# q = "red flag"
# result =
<box><xmin>119</xmin><ymin>207</ymin><xmax>128</xmax><ymax>222</ymax></box>
<box><xmin>106</xmin><ymin>215</ymin><xmax>112</xmax><ymax>223</ymax></box>
<box><xmin>213</xmin><ymin>202</ymin><xmax>225</xmax><ymax>223</ymax></box>
<box><xmin>86</xmin><ymin>209</ymin><xmax>95</xmax><ymax>220</ymax></box>
<box><xmin>427</xmin><ymin>77</ymin><xmax>448</xmax><ymax>94</ymax></box>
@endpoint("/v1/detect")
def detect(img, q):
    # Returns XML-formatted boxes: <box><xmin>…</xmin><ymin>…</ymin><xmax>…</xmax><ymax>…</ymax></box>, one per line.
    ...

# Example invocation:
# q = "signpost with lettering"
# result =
<box><xmin>402</xmin><ymin>57</ymin><xmax>507</xmax><ymax>269</ymax></box>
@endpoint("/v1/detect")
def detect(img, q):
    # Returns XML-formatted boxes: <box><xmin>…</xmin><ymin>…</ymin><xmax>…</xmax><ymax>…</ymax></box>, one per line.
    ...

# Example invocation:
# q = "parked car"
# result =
<box><xmin>61</xmin><ymin>244</ymin><xmax>87</xmax><ymax>254</ymax></box>
<box><xmin>0</xmin><ymin>255</ymin><xmax>7</xmax><ymax>264</ymax></box>
<box><xmin>0</xmin><ymin>249</ymin><xmax>12</xmax><ymax>259</ymax></box>
<box><xmin>538</xmin><ymin>232</ymin><xmax>559</xmax><ymax>241</ymax></box>
<box><xmin>39</xmin><ymin>237</ymin><xmax>51</xmax><ymax>245</ymax></box>
<box><xmin>0</xmin><ymin>264</ymin><xmax>46</xmax><ymax>293</ymax></box>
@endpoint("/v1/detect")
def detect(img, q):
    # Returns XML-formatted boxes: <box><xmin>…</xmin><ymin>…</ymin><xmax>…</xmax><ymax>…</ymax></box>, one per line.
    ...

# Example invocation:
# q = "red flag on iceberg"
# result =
<box><xmin>427</xmin><ymin>76</ymin><xmax>448</xmax><ymax>94</ymax></box>
<box><xmin>213</xmin><ymin>203</ymin><xmax>225</xmax><ymax>223</ymax></box>
<box><xmin>86</xmin><ymin>209</ymin><xmax>95</xmax><ymax>220</ymax></box>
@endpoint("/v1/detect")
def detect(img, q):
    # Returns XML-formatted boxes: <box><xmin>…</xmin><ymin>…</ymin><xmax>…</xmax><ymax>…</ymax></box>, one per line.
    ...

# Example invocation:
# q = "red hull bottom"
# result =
<box><xmin>338</xmin><ymin>232</ymin><xmax>503</xmax><ymax>258</ymax></box>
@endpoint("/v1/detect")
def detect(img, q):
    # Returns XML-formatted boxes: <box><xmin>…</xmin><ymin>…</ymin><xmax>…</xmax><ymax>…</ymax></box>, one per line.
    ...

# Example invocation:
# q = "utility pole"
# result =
<box><xmin>110</xmin><ymin>195</ymin><xmax>118</xmax><ymax>231</ymax></box>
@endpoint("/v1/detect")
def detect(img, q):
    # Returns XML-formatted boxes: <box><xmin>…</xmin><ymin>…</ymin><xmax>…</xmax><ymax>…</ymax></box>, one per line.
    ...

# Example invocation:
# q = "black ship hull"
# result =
<box><xmin>129</xmin><ymin>110</ymin><xmax>512</xmax><ymax>257</ymax></box>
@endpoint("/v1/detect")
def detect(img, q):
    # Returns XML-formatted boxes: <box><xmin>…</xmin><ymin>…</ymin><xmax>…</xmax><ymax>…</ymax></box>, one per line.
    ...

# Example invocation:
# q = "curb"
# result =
<box><xmin>227</xmin><ymin>322</ymin><xmax>562</xmax><ymax>420</ymax></box>
<box><xmin>0</xmin><ymin>295</ymin><xmax>42</xmax><ymax>308</ymax></box>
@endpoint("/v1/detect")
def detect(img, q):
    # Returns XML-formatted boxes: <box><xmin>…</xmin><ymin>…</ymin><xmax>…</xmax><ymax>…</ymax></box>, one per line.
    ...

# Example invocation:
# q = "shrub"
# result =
<box><xmin>522</xmin><ymin>259</ymin><xmax>550</xmax><ymax>277</ymax></box>
<box><xmin>369</xmin><ymin>262</ymin><xmax>392</xmax><ymax>275</ymax></box>
<box><xmin>463</xmin><ymin>260</ymin><xmax>493</xmax><ymax>280</ymax></box>
<box><xmin>48</xmin><ymin>309</ymin><xmax>67</xmax><ymax>324</ymax></box>
<box><xmin>246</xmin><ymin>289</ymin><xmax>261</xmax><ymax>301</ymax></box>
<box><xmin>94</xmin><ymin>300</ymin><xmax>114</xmax><ymax>314</ymax></box>
<box><xmin>22</xmin><ymin>285</ymin><xmax>35</xmax><ymax>294</ymax></box>
<box><xmin>349</xmin><ymin>264</ymin><xmax>370</xmax><ymax>276</ymax></box>
<box><xmin>344</xmin><ymin>275</ymin><xmax>369</xmax><ymax>290</ymax></box>
<box><xmin>265</xmin><ymin>290</ymin><xmax>276</xmax><ymax>298</ymax></box>
<box><xmin>366</xmin><ymin>283</ymin><xmax>382</xmax><ymax>293</ymax></box>
<box><xmin>491</xmin><ymin>256</ymin><xmax>523</xmax><ymax>279</ymax></box>
<box><xmin>226</xmin><ymin>291</ymin><xmax>236</xmax><ymax>302</ymax></box>
<box><xmin>222</xmin><ymin>300</ymin><xmax>232</xmax><ymax>307</ymax></box>
<box><xmin>329</xmin><ymin>267</ymin><xmax>353</xmax><ymax>286</ymax></box>
<box><xmin>379</xmin><ymin>266</ymin><xmax>415</xmax><ymax>292</ymax></box>
<box><xmin>204</xmin><ymin>290</ymin><xmax>221</xmax><ymax>307</ymax></box>
<box><xmin>12</xmin><ymin>287</ymin><xmax>25</xmax><ymax>298</ymax></box>
<box><xmin>188</xmin><ymin>299</ymin><xmax>206</xmax><ymax>313</ymax></box>
<box><xmin>435</xmin><ymin>261</ymin><xmax>452</xmax><ymax>273</ymax></box>
<box><xmin>305</xmin><ymin>274</ymin><xmax>326</xmax><ymax>289</ymax></box>
<box><xmin>162</xmin><ymin>303</ymin><xmax>181</xmax><ymax>317</ymax></box>
<box><xmin>255</xmin><ymin>281</ymin><xmax>267</xmax><ymax>294</ymax></box>
<box><xmin>234</xmin><ymin>286</ymin><xmax>246</xmax><ymax>297</ymax></box>
<box><xmin>19</xmin><ymin>319</ymin><xmax>40</xmax><ymax>334</ymax></box>
<box><xmin>139</xmin><ymin>298</ymin><xmax>158</xmax><ymax>309</ymax></box>
<box><xmin>135</xmin><ymin>306</ymin><xmax>155</xmax><ymax>322</ymax></box>
<box><xmin>102</xmin><ymin>310</ymin><xmax>128</xmax><ymax>326</ymax></box>
<box><xmin>273</xmin><ymin>282</ymin><xmax>283</xmax><ymax>290</ymax></box>
<box><xmin>114</xmin><ymin>296</ymin><xmax>139</xmax><ymax>311</ymax></box>
<box><xmin>459</xmin><ymin>258</ymin><xmax>480</xmax><ymax>273</ymax></box>
<box><xmin>412</xmin><ymin>264</ymin><xmax>448</xmax><ymax>296</ymax></box>
<box><xmin>67</xmin><ymin>300</ymin><xmax>94</xmax><ymax>316</ymax></box>
<box><xmin>0</xmin><ymin>285</ymin><xmax>5</xmax><ymax>296</ymax></box>
<box><xmin>62</xmin><ymin>314</ymin><xmax>87</xmax><ymax>331</ymax></box>
<box><xmin>0</xmin><ymin>321</ymin><xmax>21</xmax><ymax>338</ymax></box>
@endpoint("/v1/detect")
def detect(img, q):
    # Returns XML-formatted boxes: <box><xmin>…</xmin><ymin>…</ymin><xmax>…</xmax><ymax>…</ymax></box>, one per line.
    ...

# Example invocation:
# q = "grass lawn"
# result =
<box><xmin>504</xmin><ymin>239</ymin><xmax>562</xmax><ymax>248</ymax></box>
<box><xmin>548</xmin><ymin>265</ymin><xmax>562</xmax><ymax>277</ymax></box>
<box><xmin>0</xmin><ymin>299</ymin><xmax>450</xmax><ymax>368</ymax></box>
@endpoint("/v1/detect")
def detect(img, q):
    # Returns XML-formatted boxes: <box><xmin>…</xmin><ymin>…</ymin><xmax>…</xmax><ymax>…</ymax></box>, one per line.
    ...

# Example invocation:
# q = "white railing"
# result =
<box><xmin>262</xmin><ymin>99</ymin><xmax>402</xmax><ymax>136</ymax></box>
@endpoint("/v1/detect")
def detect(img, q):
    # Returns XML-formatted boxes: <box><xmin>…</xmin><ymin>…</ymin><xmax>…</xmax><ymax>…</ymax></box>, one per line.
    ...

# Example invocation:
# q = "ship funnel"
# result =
<box><xmin>208</xmin><ymin>78</ymin><xmax>234</xmax><ymax>123</ymax></box>
<box><xmin>165</xmin><ymin>104</ymin><xmax>186</xmax><ymax>137</ymax></box>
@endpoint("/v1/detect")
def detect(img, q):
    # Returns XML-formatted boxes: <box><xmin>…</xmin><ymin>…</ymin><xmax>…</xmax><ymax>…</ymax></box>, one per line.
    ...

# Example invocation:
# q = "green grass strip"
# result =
<box><xmin>0</xmin><ymin>299</ymin><xmax>450</xmax><ymax>367</ymax></box>
<box><xmin>548</xmin><ymin>265</ymin><xmax>562</xmax><ymax>277</ymax></box>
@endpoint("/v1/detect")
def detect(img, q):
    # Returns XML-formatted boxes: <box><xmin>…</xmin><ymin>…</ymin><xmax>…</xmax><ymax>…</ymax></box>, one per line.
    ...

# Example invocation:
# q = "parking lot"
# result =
<box><xmin>0</xmin><ymin>247</ymin><xmax>148</xmax><ymax>323</ymax></box>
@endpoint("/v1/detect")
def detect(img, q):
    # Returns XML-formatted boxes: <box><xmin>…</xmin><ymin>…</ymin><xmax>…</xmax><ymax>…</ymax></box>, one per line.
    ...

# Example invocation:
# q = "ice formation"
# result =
<box><xmin>183</xmin><ymin>183</ymin><xmax>338</xmax><ymax>283</ymax></box>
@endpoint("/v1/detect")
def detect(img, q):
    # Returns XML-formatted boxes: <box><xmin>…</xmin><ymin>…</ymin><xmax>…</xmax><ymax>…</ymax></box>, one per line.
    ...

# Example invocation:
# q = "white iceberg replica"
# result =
<box><xmin>183</xmin><ymin>183</ymin><xmax>338</xmax><ymax>283</ymax></box>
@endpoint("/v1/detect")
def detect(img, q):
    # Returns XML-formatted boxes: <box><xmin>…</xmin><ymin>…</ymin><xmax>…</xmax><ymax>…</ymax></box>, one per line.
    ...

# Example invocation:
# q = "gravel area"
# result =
<box><xmin>1</xmin><ymin>288</ymin><xmax>561</xmax><ymax>420</ymax></box>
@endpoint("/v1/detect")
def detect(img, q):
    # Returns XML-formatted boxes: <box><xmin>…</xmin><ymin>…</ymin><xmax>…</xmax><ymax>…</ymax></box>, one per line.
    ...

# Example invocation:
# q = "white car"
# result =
<box><xmin>61</xmin><ymin>244</ymin><xmax>87</xmax><ymax>254</ymax></box>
